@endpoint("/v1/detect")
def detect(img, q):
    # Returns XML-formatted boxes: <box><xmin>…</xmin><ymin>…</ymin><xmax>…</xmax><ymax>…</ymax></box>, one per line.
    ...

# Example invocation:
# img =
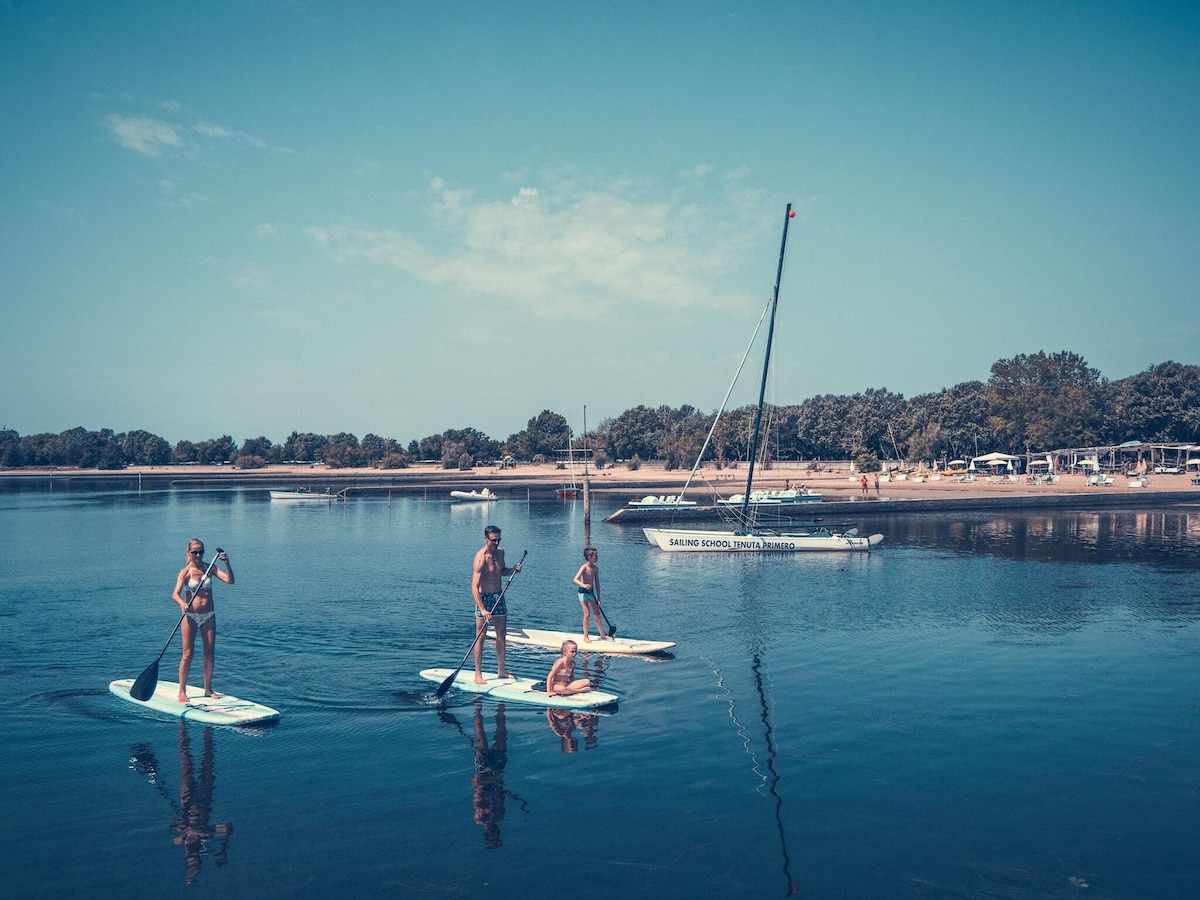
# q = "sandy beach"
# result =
<box><xmin>8</xmin><ymin>461</ymin><xmax>1198</xmax><ymax>506</ymax></box>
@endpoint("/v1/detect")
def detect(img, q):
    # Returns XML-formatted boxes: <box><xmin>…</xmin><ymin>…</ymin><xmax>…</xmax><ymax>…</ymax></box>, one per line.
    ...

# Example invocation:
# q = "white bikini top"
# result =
<box><xmin>186</xmin><ymin>573</ymin><xmax>212</xmax><ymax>591</ymax></box>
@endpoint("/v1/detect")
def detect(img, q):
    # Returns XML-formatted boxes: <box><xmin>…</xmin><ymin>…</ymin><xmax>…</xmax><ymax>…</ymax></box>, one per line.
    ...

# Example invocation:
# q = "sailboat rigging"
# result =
<box><xmin>642</xmin><ymin>203</ymin><xmax>883</xmax><ymax>553</ymax></box>
<box><xmin>556</xmin><ymin>421</ymin><xmax>578</xmax><ymax>499</ymax></box>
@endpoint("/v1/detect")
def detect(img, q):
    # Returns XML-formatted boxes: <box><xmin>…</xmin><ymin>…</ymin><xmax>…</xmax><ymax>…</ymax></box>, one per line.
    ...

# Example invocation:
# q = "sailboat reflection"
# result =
<box><xmin>128</xmin><ymin>721</ymin><xmax>234</xmax><ymax>884</ymax></box>
<box><xmin>749</xmin><ymin>647</ymin><xmax>799</xmax><ymax>896</ymax></box>
<box><xmin>709</xmin><ymin>641</ymin><xmax>799</xmax><ymax>896</ymax></box>
<box><xmin>438</xmin><ymin>701</ymin><xmax>528</xmax><ymax>849</ymax></box>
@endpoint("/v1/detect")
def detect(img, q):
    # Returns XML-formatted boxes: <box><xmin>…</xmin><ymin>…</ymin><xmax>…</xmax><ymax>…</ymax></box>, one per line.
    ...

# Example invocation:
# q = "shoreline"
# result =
<box><xmin>6</xmin><ymin>463</ymin><xmax>1198</xmax><ymax>513</ymax></box>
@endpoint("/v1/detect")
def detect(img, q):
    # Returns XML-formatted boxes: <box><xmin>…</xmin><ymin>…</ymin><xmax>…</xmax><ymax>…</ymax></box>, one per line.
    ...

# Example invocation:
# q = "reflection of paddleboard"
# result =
<box><xmin>109</xmin><ymin>679</ymin><xmax>281</xmax><ymax>726</ymax></box>
<box><xmin>419</xmin><ymin>668</ymin><xmax>619</xmax><ymax>711</ymax></box>
<box><xmin>491</xmin><ymin>626</ymin><xmax>675</xmax><ymax>657</ymax></box>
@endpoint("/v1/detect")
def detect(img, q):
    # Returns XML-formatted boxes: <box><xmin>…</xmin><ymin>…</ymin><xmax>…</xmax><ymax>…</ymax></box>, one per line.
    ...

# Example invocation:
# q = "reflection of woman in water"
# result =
<box><xmin>471</xmin><ymin>702</ymin><xmax>507</xmax><ymax>849</ymax></box>
<box><xmin>128</xmin><ymin>722</ymin><xmax>233</xmax><ymax>885</ymax></box>
<box><xmin>175</xmin><ymin>722</ymin><xmax>233</xmax><ymax>883</ymax></box>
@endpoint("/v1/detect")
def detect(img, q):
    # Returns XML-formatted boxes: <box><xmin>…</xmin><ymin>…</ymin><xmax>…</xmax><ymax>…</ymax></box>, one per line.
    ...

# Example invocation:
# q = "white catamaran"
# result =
<box><xmin>643</xmin><ymin>203</ymin><xmax>883</xmax><ymax>553</ymax></box>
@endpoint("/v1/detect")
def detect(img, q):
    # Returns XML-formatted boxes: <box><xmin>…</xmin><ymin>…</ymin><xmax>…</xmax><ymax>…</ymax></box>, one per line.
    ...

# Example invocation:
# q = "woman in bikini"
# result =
<box><xmin>172</xmin><ymin>539</ymin><xmax>234</xmax><ymax>703</ymax></box>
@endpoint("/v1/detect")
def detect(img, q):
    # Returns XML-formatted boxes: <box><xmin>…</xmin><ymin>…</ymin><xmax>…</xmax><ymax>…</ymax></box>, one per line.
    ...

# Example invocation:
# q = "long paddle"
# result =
<box><xmin>436</xmin><ymin>550</ymin><xmax>527</xmax><ymax>699</ymax></box>
<box><xmin>129</xmin><ymin>549</ymin><xmax>224</xmax><ymax>701</ymax></box>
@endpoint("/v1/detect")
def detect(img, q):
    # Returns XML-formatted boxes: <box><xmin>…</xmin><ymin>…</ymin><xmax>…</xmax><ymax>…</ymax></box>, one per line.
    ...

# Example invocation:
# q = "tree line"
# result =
<box><xmin>3</xmin><ymin>353</ymin><xmax>1198</xmax><ymax>472</ymax></box>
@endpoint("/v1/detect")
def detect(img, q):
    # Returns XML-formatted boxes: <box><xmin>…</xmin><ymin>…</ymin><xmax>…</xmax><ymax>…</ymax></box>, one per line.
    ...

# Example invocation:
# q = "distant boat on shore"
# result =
<box><xmin>450</xmin><ymin>488</ymin><xmax>498</xmax><ymax>503</ymax></box>
<box><xmin>270</xmin><ymin>487</ymin><xmax>343</xmax><ymax>501</ymax></box>
<box><xmin>627</xmin><ymin>494</ymin><xmax>697</xmax><ymax>509</ymax></box>
<box><xmin>716</xmin><ymin>487</ymin><xmax>821</xmax><ymax>506</ymax></box>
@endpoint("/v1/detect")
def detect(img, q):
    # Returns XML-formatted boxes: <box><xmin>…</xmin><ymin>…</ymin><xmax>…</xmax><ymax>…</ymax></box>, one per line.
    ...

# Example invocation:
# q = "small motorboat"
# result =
<box><xmin>626</xmin><ymin>494</ymin><xmax>697</xmax><ymax>508</ymax></box>
<box><xmin>269</xmin><ymin>487</ymin><xmax>342</xmax><ymax>501</ymax></box>
<box><xmin>450</xmin><ymin>488</ymin><xmax>498</xmax><ymax>503</ymax></box>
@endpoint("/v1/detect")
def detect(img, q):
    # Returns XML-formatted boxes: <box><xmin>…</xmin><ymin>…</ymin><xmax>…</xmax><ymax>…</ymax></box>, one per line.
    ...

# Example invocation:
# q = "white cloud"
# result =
<box><xmin>307</xmin><ymin>176</ymin><xmax>772</xmax><ymax>315</ymax></box>
<box><xmin>194</xmin><ymin>120</ymin><xmax>267</xmax><ymax>149</ymax></box>
<box><xmin>105</xmin><ymin>114</ymin><xmax>183</xmax><ymax>156</ymax></box>
<box><xmin>229</xmin><ymin>263</ymin><xmax>273</xmax><ymax>291</ymax></box>
<box><xmin>256</xmin><ymin>223</ymin><xmax>278</xmax><ymax>239</ymax></box>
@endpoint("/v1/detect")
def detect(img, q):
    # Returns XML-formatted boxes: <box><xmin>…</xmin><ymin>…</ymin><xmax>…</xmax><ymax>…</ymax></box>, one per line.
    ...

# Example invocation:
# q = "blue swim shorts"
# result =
<box><xmin>476</xmin><ymin>592</ymin><xmax>507</xmax><ymax>618</ymax></box>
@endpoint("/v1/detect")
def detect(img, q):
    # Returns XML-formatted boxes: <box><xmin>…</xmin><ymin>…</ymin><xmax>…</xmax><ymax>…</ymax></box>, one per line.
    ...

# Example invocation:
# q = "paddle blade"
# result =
<box><xmin>129</xmin><ymin>660</ymin><xmax>160</xmax><ymax>701</ymax></box>
<box><xmin>435</xmin><ymin>671</ymin><xmax>457</xmax><ymax>699</ymax></box>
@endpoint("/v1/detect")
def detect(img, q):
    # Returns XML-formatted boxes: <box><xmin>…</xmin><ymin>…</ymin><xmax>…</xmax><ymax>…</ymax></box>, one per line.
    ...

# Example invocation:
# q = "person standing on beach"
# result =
<box><xmin>573</xmin><ymin>546</ymin><xmax>610</xmax><ymax>642</ymax></box>
<box><xmin>172</xmin><ymin>539</ymin><xmax>234</xmax><ymax>703</ymax></box>
<box><xmin>860</xmin><ymin>474</ymin><xmax>869</xmax><ymax>499</ymax></box>
<box><xmin>472</xmin><ymin>525</ymin><xmax>521</xmax><ymax>684</ymax></box>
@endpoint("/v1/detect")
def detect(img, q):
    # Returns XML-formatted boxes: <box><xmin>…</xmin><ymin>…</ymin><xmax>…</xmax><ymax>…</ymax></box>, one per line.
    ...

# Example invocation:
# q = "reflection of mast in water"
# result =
<box><xmin>128</xmin><ymin>722</ymin><xmax>234</xmax><ymax>885</ymax></box>
<box><xmin>749</xmin><ymin>646</ymin><xmax>799</xmax><ymax>896</ymax></box>
<box><xmin>706</xmin><ymin>646</ymin><xmax>799</xmax><ymax>896</ymax></box>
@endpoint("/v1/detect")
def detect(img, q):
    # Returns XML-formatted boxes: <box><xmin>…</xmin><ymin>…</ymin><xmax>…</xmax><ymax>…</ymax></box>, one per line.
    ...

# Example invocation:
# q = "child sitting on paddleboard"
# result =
<box><xmin>546</xmin><ymin>640</ymin><xmax>593</xmax><ymax>696</ymax></box>
<box><xmin>572</xmin><ymin>546</ymin><xmax>611</xmax><ymax>642</ymax></box>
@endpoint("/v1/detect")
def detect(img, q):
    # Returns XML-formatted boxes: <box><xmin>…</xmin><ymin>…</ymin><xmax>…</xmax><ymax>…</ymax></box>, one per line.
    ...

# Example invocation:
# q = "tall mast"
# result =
<box><xmin>582</xmin><ymin>405</ymin><xmax>591</xmax><ymax>546</ymax></box>
<box><xmin>739</xmin><ymin>203</ymin><xmax>794</xmax><ymax>525</ymax></box>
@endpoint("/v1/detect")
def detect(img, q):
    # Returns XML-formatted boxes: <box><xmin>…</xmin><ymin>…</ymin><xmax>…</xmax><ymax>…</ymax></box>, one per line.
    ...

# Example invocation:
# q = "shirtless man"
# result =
<box><xmin>472</xmin><ymin>525</ymin><xmax>522</xmax><ymax>684</ymax></box>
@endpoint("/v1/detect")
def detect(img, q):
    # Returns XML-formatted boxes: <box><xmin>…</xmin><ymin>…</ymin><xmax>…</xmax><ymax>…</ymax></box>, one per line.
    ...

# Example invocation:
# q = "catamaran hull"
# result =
<box><xmin>642</xmin><ymin>527</ymin><xmax>883</xmax><ymax>552</ymax></box>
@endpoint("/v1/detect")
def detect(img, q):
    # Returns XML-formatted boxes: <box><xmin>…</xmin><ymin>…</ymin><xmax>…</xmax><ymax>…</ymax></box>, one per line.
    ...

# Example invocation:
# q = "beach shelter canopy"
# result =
<box><xmin>971</xmin><ymin>452</ymin><xmax>1021</xmax><ymax>464</ymax></box>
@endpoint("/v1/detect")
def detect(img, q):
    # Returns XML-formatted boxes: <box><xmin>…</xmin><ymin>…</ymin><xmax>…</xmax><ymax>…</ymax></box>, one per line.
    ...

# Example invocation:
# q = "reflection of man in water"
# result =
<box><xmin>471</xmin><ymin>702</ymin><xmax>507</xmax><ymax>849</ymax></box>
<box><xmin>129</xmin><ymin>722</ymin><xmax>233</xmax><ymax>885</ymax></box>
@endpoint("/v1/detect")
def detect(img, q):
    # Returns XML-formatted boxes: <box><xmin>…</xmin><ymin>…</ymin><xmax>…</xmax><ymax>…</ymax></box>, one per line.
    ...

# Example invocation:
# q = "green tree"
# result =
<box><xmin>239</xmin><ymin>436</ymin><xmax>278</xmax><ymax>463</ymax></box>
<box><xmin>195</xmin><ymin>436</ymin><xmax>236</xmax><ymax>465</ymax></box>
<box><xmin>987</xmin><ymin>351</ymin><xmax>1105</xmax><ymax>451</ymax></box>
<box><xmin>0</xmin><ymin>429</ymin><xmax>20</xmax><ymax>467</ymax></box>
<box><xmin>607</xmin><ymin>405</ymin><xmax>665</xmax><ymax>461</ymax></box>
<box><xmin>172</xmin><ymin>440</ymin><xmax>197</xmax><ymax>463</ymax></box>
<box><xmin>443</xmin><ymin>427</ymin><xmax>501</xmax><ymax>463</ymax></box>
<box><xmin>120</xmin><ymin>430</ymin><xmax>172</xmax><ymax>466</ymax></box>
<box><xmin>1104</xmin><ymin>361</ymin><xmax>1200</xmax><ymax>443</ymax></box>
<box><xmin>902</xmin><ymin>382</ymin><xmax>991</xmax><ymax>462</ymax></box>
<box><xmin>416</xmin><ymin>433</ymin><xmax>444</xmax><ymax>460</ymax></box>
<box><xmin>512</xmin><ymin>410</ymin><xmax>570</xmax><ymax>460</ymax></box>
<box><xmin>793</xmin><ymin>395</ymin><xmax>854</xmax><ymax>459</ymax></box>
<box><xmin>282</xmin><ymin>432</ymin><xmax>329</xmax><ymax>463</ymax></box>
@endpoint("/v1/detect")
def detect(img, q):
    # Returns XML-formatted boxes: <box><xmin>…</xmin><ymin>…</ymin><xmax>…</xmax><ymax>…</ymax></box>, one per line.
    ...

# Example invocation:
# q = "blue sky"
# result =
<box><xmin>3</xmin><ymin>1</ymin><xmax>1198</xmax><ymax>446</ymax></box>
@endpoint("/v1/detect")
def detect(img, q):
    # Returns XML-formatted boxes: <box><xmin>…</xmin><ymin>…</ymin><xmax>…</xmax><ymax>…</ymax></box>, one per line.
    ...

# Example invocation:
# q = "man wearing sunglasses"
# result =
<box><xmin>471</xmin><ymin>525</ymin><xmax>521</xmax><ymax>684</ymax></box>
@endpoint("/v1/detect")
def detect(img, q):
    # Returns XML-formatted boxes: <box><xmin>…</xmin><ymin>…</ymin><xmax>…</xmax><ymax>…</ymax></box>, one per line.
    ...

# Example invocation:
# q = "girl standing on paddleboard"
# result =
<box><xmin>172</xmin><ymin>539</ymin><xmax>234</xmax><ymax>703</ymax></box>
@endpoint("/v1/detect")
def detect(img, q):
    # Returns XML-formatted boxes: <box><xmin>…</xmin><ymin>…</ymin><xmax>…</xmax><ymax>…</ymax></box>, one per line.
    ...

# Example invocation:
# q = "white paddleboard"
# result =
<box><xmin>419</xmin><ymin>668</ymin><xmax>619</xmax><ymax>711</ymax></box>
<box><xmin>109</xmin><ymin>679</ymin><xmax>281</xmax><ymax>726</ymax></box>
<box><xmin>491</xmin><ymin>625</ymin><xmax>675</xmax><ymax>657</ymax></box>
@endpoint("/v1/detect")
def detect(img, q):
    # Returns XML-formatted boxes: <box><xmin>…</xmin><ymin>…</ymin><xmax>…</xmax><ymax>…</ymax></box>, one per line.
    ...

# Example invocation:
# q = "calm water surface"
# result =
<box><xmin>1</xmin><ymin>483</ymin><xmax>1198</xmax><ymax>898</ymax></box>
